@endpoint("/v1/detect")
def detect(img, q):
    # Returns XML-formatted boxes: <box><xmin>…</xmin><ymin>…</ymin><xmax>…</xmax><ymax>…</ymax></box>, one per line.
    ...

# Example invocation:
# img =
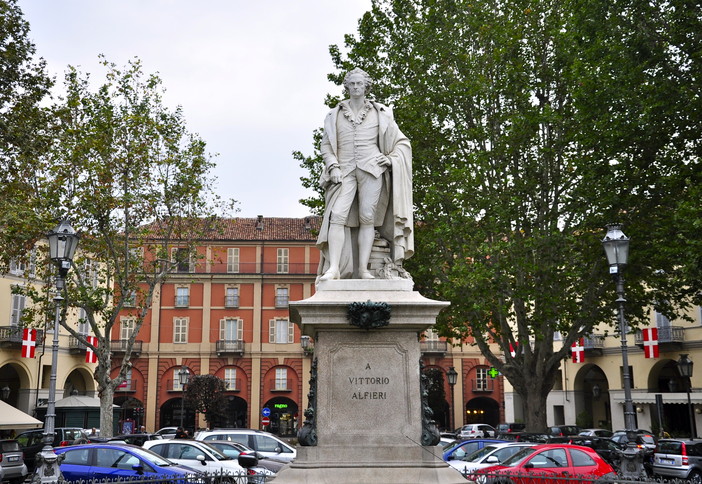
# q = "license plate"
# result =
<box><xmin>660</xmin><ymin>458</ymin><xmax>674</xmax><ymax>464</ymax></box>
<box><xmin>8</xmin><ymin>456</ymin><xmax>19</xmax><ymax>462</ymax></box>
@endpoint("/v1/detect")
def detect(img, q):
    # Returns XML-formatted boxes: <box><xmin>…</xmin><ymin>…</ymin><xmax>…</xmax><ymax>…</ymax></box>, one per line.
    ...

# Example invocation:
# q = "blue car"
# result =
<box><xmin>55</xmin><ymin>443</ymin><xmax>202</xmax><ymax>482</ymax></box>
<box><xmin>442</xmin><ymin>438</ymin><xmax>506</xmax><ymax>462</ymax></box>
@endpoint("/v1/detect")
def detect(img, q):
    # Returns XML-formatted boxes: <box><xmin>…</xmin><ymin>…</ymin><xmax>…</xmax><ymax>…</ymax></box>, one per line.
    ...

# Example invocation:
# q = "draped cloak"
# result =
<box><xmin>316</xmin><ymin>101</ymin><xmax>414</xmax><ymax>279</ymax></box>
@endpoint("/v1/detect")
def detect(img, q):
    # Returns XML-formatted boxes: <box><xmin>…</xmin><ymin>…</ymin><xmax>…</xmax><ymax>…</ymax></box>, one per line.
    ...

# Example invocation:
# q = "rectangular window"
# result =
<box><xmin>175</xmin><ymin>286</ymin><xmax>189</xmax><ymax>307</ymax></box>
<box><xmin>9</xmin><ymin>259</ymin><xmax>26</xmax><ymax>276</ymax></box>
<box><xmin>78</xmin><ymin>309</ymin><xmax>89</xmax><ymax>335</ymax></box>
<box><xmin>225</xmin><ymin>287</ymin><xmax>239</xmax><ymax>308</ymax></box>
<box><xmin>269</xmin><ymin>319</ymin><xmax>294</xmax><ymax>344</ymax></box>
<box><xmin>173</xmin><ymin>367</ymin><xmax>189</xmax><ymax>391</ymax></box>
<box><xmin>120</xmin><ymin>318</ymin><xmax>135</xmax><ymax>340</ymax></box>
<box><xmin>118</xmin><ymin>368</ymin><xmax>133</xmax><ymax>391</ymax></box>
<box><xmin>220</xmin><ymin>318</ymin><xmax>243</xmax><ymax>342</ymax></box>
<box><xmin>275</xmin><ymin>287</ymin><xmax>289</xmax><ymax>308</ymax></box>
<box><xmin>224</xmin><ymin>368</ymin><xmax>237</xmax><ymax>390</ymax></box>
<box><xmin>275</xmin><ymin>368</ymin><xmax>288</xmax><ymax>390</ymax></box>
<box><xmin>83</xmin><ymin>259</ymin><xmax>99</xmax><ymax>288</ymax></box>
<box><xmin>227</xmin><ymin>248</ymin><xmax>240</xmax><ymax>273</ymax></box>
<box><xmin>174</xmin><ymin>317</ymin><xmax>188</xmax><ymax>344</ymax></box>
<box><xmin>10</xmin><ymin>291</ymin><xmax>25</xmax><ymax>327</ymax></box>
<box><xmin>123</xmin><ymin>289</ymin><xmax>136</xmax><ymax>307</ymax></box>
<box><xmin>476</xmin><ymin>367</ymin><xmax>488</xmax><ymax>391</ymax></box>
<box><xmin>173</xmin><ymin>247</ymin><xmax>193</xmax><ymax>273</ymax></box>
<box><xmin>277</xmin><ymin>248</ymin><xmax>289</xmax><ymax>274</ymax></box>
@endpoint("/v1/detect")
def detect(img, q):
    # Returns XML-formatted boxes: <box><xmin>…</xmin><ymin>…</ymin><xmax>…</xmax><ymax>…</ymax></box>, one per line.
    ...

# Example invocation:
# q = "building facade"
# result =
<box><xmin>0</xmin><ymin>216</ymin><xmax>505</xmax><ymax>436</ymax></box>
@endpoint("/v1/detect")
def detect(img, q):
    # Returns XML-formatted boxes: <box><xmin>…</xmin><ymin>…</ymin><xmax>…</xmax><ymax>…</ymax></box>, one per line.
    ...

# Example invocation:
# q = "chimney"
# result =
<box><xmin>304</xmin><ymin>217</ymin><xmax>311</xmax><ymax>230</ymax></box>
<box><xmin>256</xmin><ymin>215</ymin><xmax>264</xmax><ymax>231</ymax></box>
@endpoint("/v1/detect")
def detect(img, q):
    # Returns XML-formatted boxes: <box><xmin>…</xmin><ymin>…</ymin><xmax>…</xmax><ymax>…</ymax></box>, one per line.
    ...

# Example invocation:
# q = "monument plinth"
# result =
<box><xmin>275</xmin><ymin>280</ymin><xmax>463</xmax><ymax>484</ymax></box>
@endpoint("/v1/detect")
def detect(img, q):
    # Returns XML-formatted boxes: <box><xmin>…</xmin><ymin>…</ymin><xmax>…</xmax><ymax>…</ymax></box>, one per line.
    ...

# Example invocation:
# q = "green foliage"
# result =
<box><xmin>576</xmin><ymin>410</ymin><xmax>593</xmax><ymax>429</ymax></box>
<box><xmin>184</xmin><ymin>375</ymin><xmax>228</xmax><ymax>428</ymax></box>
<box><xmin>301</xmin><ymin>0</ymin><xmax>702</xmax><ymax>431</ymax></box>
<box><xmin>0</xmin><ymin>0</ymin><xmax>54</xmax><ymax>269</ymax></box>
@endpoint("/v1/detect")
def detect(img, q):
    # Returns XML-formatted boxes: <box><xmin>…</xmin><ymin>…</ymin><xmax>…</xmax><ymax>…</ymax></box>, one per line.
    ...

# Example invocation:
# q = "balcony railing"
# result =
<box><xmin>111</xmin><ymin>340</ymin><xmax>143</xmax><ymax>356</ymax></box>
<box><xmin>68</xmin><ymin>336</ymin><xmax>88</xmax><ymax>354</ymax></box>
<box><xmin>224</xmin><ymin>296</ymin><xmax>239</xmax><ymax>308</ymax></box>
<box><xmin>420</xmin><ymin>340</ymin><xmax>448</xmax><ymax>355</ymax></box>
<box><xmin>584</xmin><ymin>334</ymin><xmax>605</xmax><ymax>355</ymax></box>
<box><xmin>275</xmin><ymin>297</ymin><xmax>289</xmax><ymax>308</ymax></box>
<box><xmin>0</xmin><ymin>326</ymin><xmax>44</xmax><ymax>347</ymax></box>
<box><xmin>635</xmin><ymin>326</ymin><xmax>685</xmax><ymax>346</ymax></box>
<box><xmin>471</xmin><ymin>379</ymin><xmax>494</xmax><ymax>392</ymax></box>
<box><xmin>224</xmin><ymin>378</ymin><xmax>242</xmax><ymax>392</ymax></box>
<box><xmin>115</xmin><ymin>379</ymin><xmax>136</xmax><ymax>392</ymax></box>
<box><xmin>175</xmin><ymin>296</ymin><xmax>190</xmax><ymax>307</ymax></box>
<box><xmin>216</xmin><ymin>339</ymin><xmax>245</xmax><ymax>356</ymax></box>
<box><xmin>269</xmin><ymin>379</ymin><xmax>292</xmax><ymax>392</ymax></box>
<box><xmin>167</xmin><ymin>379</ymin><xmax>186</xmax><ymax>392</ymax></box>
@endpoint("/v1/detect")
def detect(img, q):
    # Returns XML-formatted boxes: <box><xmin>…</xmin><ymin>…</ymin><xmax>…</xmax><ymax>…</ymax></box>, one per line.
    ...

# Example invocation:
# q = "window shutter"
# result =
<box><xmin>269</xmin><ymin>320</ymin><xmax>275</xmax><ymax>343</ymax></box>
<box><xmin>288</xmin><ymin>321</ymin><xmax>294</xmax><ymax>343</ymax></box>
<box><xmin>237</xmin><ymin>319</ymin><xmax>243</xmax><ymax>341</ymax></box>
<box><xmin>219</xmin><ymin>319</ymin><xmax>225</xmax><ymax>340</ymax></box>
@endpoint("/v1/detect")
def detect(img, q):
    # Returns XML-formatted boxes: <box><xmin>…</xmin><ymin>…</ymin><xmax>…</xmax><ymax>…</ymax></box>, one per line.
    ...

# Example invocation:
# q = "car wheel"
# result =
<box><xmin>689</xmin><ymin>470</ymin><xmax>702</xmax><ymax>484</ymax></box>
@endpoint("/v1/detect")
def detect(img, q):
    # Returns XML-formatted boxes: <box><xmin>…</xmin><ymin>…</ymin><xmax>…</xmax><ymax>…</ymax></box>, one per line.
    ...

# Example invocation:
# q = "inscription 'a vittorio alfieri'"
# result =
<box><xmin>350</xmin><ymin>364</ymin><xmax>390</xmax><ymax>400</ymax></box>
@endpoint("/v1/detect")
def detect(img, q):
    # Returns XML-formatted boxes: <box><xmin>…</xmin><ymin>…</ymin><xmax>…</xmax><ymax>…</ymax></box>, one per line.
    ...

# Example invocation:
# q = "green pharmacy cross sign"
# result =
<box><xmin>488</xmin><ymin>367</ymin><xmax>500</xmax><ymax>379</ymax></box>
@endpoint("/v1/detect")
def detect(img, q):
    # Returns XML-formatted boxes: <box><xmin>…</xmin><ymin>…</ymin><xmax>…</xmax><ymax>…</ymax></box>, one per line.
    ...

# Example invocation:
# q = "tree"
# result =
<box><xmin>185</xmin><ymin>375</ymin><xmax>228</xmax><ymax>429</ymax></box>
<box><xmin>18</xmin><ymin>57</ymin><xmax>232</xmax><ymax>436</ymax></box>
<box><xmin>299</xmin><ymin>0</ymin><xmax>702</xmax><ymax>431</ymax></box>
<box><xmin>0</xmin><ymin>0</ymin><xmax>54</xmax><ymax>268</ymax></box>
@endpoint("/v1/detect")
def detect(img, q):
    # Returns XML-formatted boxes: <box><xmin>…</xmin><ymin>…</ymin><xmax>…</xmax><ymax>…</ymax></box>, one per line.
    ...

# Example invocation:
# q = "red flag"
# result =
<box><xmin>85</xmin><ymin>336</ymin><xmax>98</xmax><ymax>363</ymax></box>
<box><xmin>509</xmin><ymin>342</ymin><xmax>518</xmax><ymax>358</ymax></box>
<box><xmin>571</xmin><ymin>338</ymin><xmax>585</xmax><ymax>363</ymax></box>
<box><xmin>642</xmin><ymin>328</ymin><xmax>659</xmax><ymax>359</ymax></box>
<box><xmin>22</xmin><ymin>328</ymin><xmax>36</xmax><ymax>358</ymax></box>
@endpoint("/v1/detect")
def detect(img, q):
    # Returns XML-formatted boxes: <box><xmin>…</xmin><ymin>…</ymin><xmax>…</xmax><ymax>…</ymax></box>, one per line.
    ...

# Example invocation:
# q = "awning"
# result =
<box><xmin>0</xmin><ymin>400</ymin><xmax>43</xmax><ymax>430</ymax></box>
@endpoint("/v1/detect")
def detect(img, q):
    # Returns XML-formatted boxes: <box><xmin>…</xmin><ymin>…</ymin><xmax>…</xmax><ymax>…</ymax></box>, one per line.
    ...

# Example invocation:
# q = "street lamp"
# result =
<box><xmin>36</xmin><ymin>220</ymin><xmax>79</xmax><ymax>483</ymax></box>
<box><xmin>602</xmin><ymin>223</ymin><xmax>644</xmax><ymax>477</ymax></box>
<box><xmin>300</xmin><ymin>335</ymin><xmax>311</xmax><ymax>355</ymax></box>
<box><xmin>179</xmin><ymin>366</ymin><xmax>189</xmax><ymax>429</ymax></box>
<box><xmin>678</xmin><ymin>354</ymin><xmax>696</xmax><ymax>439</ymax></box>
<box><xmin>447</xmin><ymin>366</ymin><xmax>458</xmax><ymax>431</ymax></box>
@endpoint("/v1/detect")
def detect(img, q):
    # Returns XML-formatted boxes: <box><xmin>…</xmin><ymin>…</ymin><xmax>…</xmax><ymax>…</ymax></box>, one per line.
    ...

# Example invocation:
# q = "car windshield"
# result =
<box><xmin>198</xmin><ymin>442</ymin><xmax>229</xmax><ymax>460</ymax></box>
<box><xmin>462</xmin><ymin>445</ymin><xmax>499</xmax><ymax>462</ymax></box>
<box><xmin>500</xmin><ymin>447</ymin><xmax>538</xmax><ymax>466</ymax></box>
<box><xmin>127</xmin><ymin>446</ymin><xmax>174</xmax><ymax>466</ymax></box>
<box><xmin>442</xmin><ymin>440</ymin><xmax>458</xmax><ymax>450</ymax></box>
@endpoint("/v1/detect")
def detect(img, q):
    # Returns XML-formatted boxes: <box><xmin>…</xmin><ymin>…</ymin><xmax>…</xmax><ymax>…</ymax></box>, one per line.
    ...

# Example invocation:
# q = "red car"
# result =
<box><xmin>469</xmin><ymin>443</ymin><xmax>616</xmax><ymax>484</ymax></box>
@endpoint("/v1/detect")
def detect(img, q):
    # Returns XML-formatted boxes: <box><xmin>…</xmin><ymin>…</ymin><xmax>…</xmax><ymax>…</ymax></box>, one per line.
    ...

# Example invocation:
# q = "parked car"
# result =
<box><xmin>15</xmin><ymin>427</ymin><xmax>87</xmax><ymax>471</ymax></box>
<box><xmin>443</xmin><ymin>439</ymin><xmax>506</xmax><ymax>462</ymax></box>
<box><xmin>155</xmin><ymin>427</ymin><xmax>179</xmax><ymax>439</ymax></box>
<box><xmin>448</xmin><ymin>442</ymin><xmax>536</xmax><ymax>475</ymax></box>
<box><xmin>611</xmin><ymin>429</ymin><xmax>657</xmax><ymax>450</ymax></box>
<box><xmin>0</xmin><ymin>439</ymin><xmax>26</xmax><ymax>484</ymax></box>
<box><xmin>54</xmin><ymin>443</ymin><xmax>203</xmax><ymax>483</ymax></box>
<box><xmin>469</xmin><ymin>443</ymin><xmax>616</xmax><ymax>483</ymax></box>
<box><xmin>548</xmin><ymin>425</ymin><xmax>582</xmax><ymax>437</ymax></box>
<box><xmin>205</xmin><ymin>440</ymin><xmax>288</xmax><ymax>475</ymax></box>
<box><xmin>195</xmin><ymin>429</ymin><xmax>297</xmax><ymax>462</ymax></box>
<box><xmin>457</xmin><ymin>424</ymin><xmax>497</xmax><ymax>440</ymax></box>
<box><xmin>143</xmin><ymin>438</ymin><xmax>272</xmax><ymax>482</ymax></box>
<box><xmin>108</xmin><ymin>433</ymin><xmax>163</xmax><ymax>447</ymax></box>
<box><xmin>550</xmin><ymin>436</ymin><xmax>622</xmax><ymax>467</ymax></box>
<box><xmin>579</xmin><ymin>428</ymin><xmax>614</xmax><ymax>438</ymax></box>
<box><xmin>497</xmin><ymin>423</ymin><xmax>526</xmax><ymax>434</ymax></box>
<box><xmin>653</xmin><ymin>438</ymin><xmax>702</xmax><ymax>483</ymax></box>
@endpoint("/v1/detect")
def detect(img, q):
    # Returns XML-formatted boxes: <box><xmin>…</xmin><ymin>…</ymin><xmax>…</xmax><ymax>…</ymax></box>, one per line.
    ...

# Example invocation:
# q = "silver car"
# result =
<box><xmin>653</xmin><ymin>439</ymin><xmax>702</xmax><ymax>483</ymax></box>
<box><xmin>0</xmin><ymin>439</ymin><xmax>27</xmax><ymax>484</ymax></box>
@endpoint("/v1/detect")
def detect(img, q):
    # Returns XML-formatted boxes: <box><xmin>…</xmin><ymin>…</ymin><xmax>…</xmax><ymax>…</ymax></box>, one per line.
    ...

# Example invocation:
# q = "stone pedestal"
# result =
<box><xmin>275</xmin><ymin>280</ymin><xmax>463</xmax><ymax>483</ymax></box>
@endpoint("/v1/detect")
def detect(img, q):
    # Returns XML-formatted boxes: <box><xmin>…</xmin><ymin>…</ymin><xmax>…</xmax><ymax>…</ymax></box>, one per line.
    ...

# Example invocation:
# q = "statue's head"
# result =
<box><xmin>343</xmin><ymin>67</ymin><xmax>373</xmax><ymax>96</ymax></box>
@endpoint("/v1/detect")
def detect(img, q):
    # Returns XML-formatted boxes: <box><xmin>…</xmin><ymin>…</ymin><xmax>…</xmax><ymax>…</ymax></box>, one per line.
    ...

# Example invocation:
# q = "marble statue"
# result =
<box><xmin>316</xmin><ymin>68</ymin><xmax>414</xmax><ymax>282</ymax></box>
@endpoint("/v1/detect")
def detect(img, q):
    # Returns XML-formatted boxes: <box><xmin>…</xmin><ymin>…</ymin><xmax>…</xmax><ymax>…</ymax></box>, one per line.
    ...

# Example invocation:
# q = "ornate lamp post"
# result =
<box><xmin>179</xmin><ymin>366</ymin><xmax>189</xmax><ymax>429</ymax></box>
<box><xmin>678</xmin><ymin>354</ymin><xmax>696</xmax><ymax>439</ymax></box>
<box><xmin>36</xmin><ymin>220</ymin><xmax>79</xmax><ymax>483</ymax></box>
<box><xmin>447</xmin><ymin>366</ymin><xmax>458</xmax><ymax>432</ymax></box>
<box><xmin>602</xmin><ymin>223</ymin><xmax>644</xmax><ymax>477</ymax></box>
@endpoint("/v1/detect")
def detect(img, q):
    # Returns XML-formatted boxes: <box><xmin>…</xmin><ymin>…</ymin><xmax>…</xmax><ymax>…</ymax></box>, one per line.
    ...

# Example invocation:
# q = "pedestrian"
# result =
<box><xmin>175</xmin><ymin>426</ymin><xmax>187</xmax><ymax>439</ymax></box>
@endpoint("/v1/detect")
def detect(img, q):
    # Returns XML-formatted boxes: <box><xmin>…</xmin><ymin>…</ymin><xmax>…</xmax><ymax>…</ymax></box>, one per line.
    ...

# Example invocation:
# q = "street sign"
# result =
<box><xmin>262</xmin><ymin>407</ymin><xmax>271</xmax><ymax>417</ymax></box>
<box><xmin>261</xmin><ymin>416</ymin><xmax>270</xmax><ymax>426</ymax></box>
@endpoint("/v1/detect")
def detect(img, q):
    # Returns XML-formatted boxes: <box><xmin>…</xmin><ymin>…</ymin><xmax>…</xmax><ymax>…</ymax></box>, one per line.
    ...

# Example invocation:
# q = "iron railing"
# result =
<box><xmin>216</xmin><ymin>339</ymin><xmax>245</xmax><ymax>356</ymax></box>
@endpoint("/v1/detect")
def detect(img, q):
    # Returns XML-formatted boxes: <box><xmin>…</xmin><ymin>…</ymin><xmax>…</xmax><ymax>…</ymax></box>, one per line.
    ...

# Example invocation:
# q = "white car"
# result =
<box><xmin>195</xmin><ymin>429</ymin><xmax>296</xmax><ymax>463</ymax></box>
<box><xmin>142</xmin><ymin>439</ymin><xmax>271</xmax><ymax>480</ymax></box>
<box><xmin>457</xmin><ymin>424</ymin><xmax>497</xmax><ymax>440</ymax></box>
<box><xmin>448</xmin><ymin>442</ymin><xmax>536</xmax><ymax>475</ymax></box>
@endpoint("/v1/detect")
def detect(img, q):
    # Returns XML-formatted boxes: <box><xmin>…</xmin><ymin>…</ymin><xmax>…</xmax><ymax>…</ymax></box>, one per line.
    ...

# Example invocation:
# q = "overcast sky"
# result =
<box><xmin>18</xmin><ymin>0</ymin><xmax>373</xmax><ymax>218</ymax></box>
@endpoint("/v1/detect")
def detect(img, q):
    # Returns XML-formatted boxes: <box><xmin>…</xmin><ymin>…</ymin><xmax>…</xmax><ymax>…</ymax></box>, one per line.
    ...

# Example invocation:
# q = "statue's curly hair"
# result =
<box><xmin>343</xmin><ymin>67</ymin><xmax>373</xmax><ymax>96</ymax></box>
